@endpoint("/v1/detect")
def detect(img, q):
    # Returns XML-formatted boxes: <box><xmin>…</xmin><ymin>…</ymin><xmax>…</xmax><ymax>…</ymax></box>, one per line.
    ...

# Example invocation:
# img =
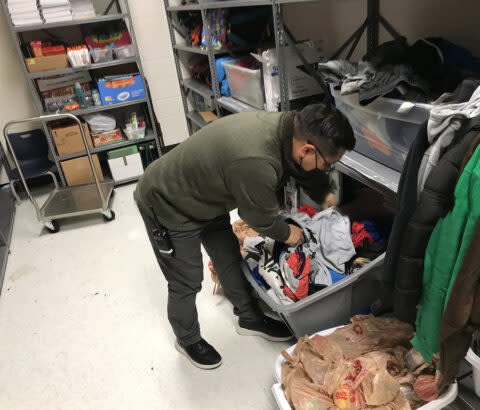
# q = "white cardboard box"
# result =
<box><xmin>107</xmin><ymin>152</ymin><xmax>144</xmax><ymax>182</ymax></box>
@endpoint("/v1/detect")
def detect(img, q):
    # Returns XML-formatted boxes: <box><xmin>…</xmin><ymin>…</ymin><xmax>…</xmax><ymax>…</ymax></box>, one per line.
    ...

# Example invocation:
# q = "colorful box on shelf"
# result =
<box><xmin>26</xmin><ymin>54</ymin><xmax>69</xmax><ymax>73</ymax></box>
<box><xmin>91</xmin><ymin>128</ymin><xmax>123</xmax><ymax>147</ymax></box>
<box><xmin>96</xmin><ymin>74</ymin><xmax>145</xmax><ymax>105</ymax></box>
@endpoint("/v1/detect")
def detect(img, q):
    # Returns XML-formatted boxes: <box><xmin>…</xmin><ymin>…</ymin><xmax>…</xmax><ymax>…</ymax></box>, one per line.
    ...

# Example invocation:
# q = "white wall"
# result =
<box><xmin>284</xmin><ymin>0</ymin><xmax>480</xmax><ymax>61</ymax></box>
<box><xmin>0</xmin><ymin>13</ymin><xmax>37</xmax><ymax>183</ymax></box>
<box><xmin>127</xmin><ymin>0</ymin><xmax>188</xmax><ymax>146</ymax></box>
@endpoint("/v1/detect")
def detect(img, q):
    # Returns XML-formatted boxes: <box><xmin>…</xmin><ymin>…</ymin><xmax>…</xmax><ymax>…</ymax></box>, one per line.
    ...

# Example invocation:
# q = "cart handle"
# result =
<box><xmin>3</xmin><ymin>113</ymin><xmax>105</xmax><ymax>221</ymax></box>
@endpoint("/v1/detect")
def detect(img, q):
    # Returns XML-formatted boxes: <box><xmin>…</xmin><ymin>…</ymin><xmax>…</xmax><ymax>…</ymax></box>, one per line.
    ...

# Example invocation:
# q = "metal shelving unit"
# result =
<box><xmin>0</xmin><ymin>0</ymin><xmax>163</xmax><ymax>186</ymax></box>
<box><xmin>163</xmin><ymin>0</ymin><xmax>406</xmax><ymax>197</ymax></box>
<box><xmin>164</xmin><ymin>0</ymin><xmax>399</xmax><ymax>121</ymax></box>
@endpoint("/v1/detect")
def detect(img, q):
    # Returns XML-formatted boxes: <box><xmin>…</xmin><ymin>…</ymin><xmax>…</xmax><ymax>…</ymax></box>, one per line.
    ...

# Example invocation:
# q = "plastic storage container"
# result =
<box><xmin>466</xmin><ymin>348</ymin><xmax>480</xmax><ymax>397</ymax></box>
<box><xmin>89</xmin><ymin>47</ymin><xmax>114</xmax><ymax>63</ymax></box>
<box><xmin>272</xmin><ymin>327</ymin><xmax>458</xmax><ymax>410</ymax></box>
<box><xmin>242</xmin><ymin>253</ymin><xmax>385</xmax><ymax>338</ymax></box>
<box><xmin>331</xmin><ymin>86</ymin><xmax>433</xmax><ymax>172</ymax></box>
<box><xmin>222</xmin><ymin>59</ymin><xmax>265</xmax><ymax>110</ymax></box>
<box><xmin>114</xmin><ymin>44</ymin><xmax>136</xmax><ymax>59</ymax></box>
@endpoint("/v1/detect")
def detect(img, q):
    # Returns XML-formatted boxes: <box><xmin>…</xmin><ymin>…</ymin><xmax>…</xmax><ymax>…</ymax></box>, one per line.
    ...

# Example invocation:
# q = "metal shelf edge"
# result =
<box><xmin>216</xmin><ymin>96</ymin><xmax>259</xmax><ymax>113</ymax></box>
<box><xmin>186</xmin><ymin>111</ymin><xmax>207</xmax><ymax>128</ymax></box>
<box><xmin>29</xmin><ymin>57</ymin><xmax>139</xmax><ymax>79</ymax></box>
<box><xmin>180</xmin><ymin>78</ymin><xmax>214</xmax><ymax>98</ymax></box>
<box><xmin>58</xmin><ymin>134</ymin><xmax>156</xmax><ymax>161</ymax></box>
<box><xmin>44</xmin><ymin>98</ymin><xmax>148</xmax><ymax>117</ymax></box>
<box><xmin>168</xmin><ymin>0</ymin><xmax>272</xmax><ymax>10</ymax></box>
<box><xmin>173</xmin><ymin>44</ymin><xmax>209</xmax><ymax>55</ymax></box>
<box><xmin>14</xmin><ymin>13</ymin><xmax>128</xmax><ymax>32</ymax></box>
<box><xmin>336</xmin><ymin>150</ymin><xmax>400</xmax><ymax>196</ymax></box>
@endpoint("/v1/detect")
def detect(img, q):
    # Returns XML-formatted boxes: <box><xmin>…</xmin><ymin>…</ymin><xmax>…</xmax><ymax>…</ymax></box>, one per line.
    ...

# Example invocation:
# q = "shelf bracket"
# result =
<box><xmin>330</xmin><ymin>0</ymin><xmax>402</xmax><ymax>61</ymax></box>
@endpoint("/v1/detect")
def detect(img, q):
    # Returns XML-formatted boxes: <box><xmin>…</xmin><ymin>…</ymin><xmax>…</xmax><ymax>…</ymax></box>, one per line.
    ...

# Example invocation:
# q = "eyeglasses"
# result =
<box><xmin>307</xmin><ymin>140</ymin><xmax>336</xmax><ymax>172</ymax></box>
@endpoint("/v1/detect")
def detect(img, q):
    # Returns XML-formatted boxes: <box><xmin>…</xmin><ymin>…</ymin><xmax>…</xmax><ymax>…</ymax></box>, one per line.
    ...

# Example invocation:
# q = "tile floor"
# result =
<box><xmin>0</xmin><ymin>183</ymin><xmax>290</xmax><ymax>410</ymax></box>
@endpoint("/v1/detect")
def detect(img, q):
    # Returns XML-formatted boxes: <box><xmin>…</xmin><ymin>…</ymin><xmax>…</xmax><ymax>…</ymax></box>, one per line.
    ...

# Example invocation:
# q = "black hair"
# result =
<box><xmin>295</xmin><ymin>103</ymin><xmax>355</xmax><ymax>154</ymax></box>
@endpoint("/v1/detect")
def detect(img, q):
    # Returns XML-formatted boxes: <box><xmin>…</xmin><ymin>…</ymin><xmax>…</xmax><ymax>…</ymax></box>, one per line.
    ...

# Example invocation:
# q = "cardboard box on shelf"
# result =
<box><xmin>91</xmin><ymin>128</ymin><xmax>123</xmax><ymax>147</ymax></box>
<box><xmin>50</xmin><ymin>122</ymin><xmax>93</xmax><ymax>156</ymax></box>
<box><xmin>25</xmin><ymin>54</ymin><xmax>69</xmax><ymax>73</ymax></box>
<box><xmin>61</xmin><ymin>154</ymin><xmax>104</xmax><ymax>186</ymax></box>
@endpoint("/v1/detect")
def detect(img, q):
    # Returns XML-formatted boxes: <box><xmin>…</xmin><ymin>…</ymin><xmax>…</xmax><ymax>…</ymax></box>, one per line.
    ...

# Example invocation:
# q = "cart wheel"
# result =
<box><xmin>45</xmin><ymin>220</ymin><xmax>60</xmax><ymax>233</ymax></box>
<box><xmin>103</xmin><ymin>209</ymin><xmax>115</xmax><ymax>222</ymax></box>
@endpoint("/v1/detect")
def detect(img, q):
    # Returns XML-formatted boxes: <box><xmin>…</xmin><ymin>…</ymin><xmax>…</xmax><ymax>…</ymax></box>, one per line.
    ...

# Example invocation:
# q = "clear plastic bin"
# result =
<box><xmin>114</xmin><ymin>44</ymin><xmax>136</xmax><ymax>59</ymax></box>
<box><xmin>89</xmin><ymin>47</ymin><xmax>114</xmax><ymax>63</ymax></box>
<box><xmin>331</xmin><ymin>86</ymin><xmax>433</xmax><ymax>172</ymax></box>
<box><xmin>242</xmin><ymin>253</ymin><xmax>386</xmax><ymax>338</ymax></box>
<box><xmin>123</xmin><ymin>126</ymin><xmax>146</xmax><ymax>141</ymax></box>
<box><xmin>222</xmin><ymin>59</ymin><xmax>265</xmax><ymax>110</ymax></box>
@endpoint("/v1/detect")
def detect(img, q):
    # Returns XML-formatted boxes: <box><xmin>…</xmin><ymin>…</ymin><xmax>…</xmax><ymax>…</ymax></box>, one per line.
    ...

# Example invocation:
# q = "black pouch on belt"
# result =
<box><xmin>150</xmin><ymin>206</ymin><xmax>174</xmax><ymax>256</ymax></box>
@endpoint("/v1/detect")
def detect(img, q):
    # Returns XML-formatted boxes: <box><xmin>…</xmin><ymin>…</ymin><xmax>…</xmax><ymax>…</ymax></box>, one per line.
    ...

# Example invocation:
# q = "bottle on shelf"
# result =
<box><xmin>74</xmin><ymin>82</ymin><xmax>88</xmax><ymax>109</ymax></box>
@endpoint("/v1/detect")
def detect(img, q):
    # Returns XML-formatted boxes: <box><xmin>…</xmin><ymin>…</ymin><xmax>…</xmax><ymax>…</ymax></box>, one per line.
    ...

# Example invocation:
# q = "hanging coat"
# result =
<box><xmin>411</xmin><ymin>144</ymin><xmax>480</xmax><ymax>363</ymax></box>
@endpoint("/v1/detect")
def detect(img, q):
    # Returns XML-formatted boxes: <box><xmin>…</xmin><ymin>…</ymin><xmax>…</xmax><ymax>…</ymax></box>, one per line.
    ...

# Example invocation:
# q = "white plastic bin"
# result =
<box><xmin>466</xmin><ymin>348</ymin><xmax>480</xmax><ymax>397</ymax></box>
<box><xmin>222</xmin><ymin>59</ymin><xmax>265</xmax><ymax>110</ymax></box>
<box><xmin>242</xmin><ymin>253</ymin><xmax>385</xmax><ymax>338</ymax></box>
<box><xmin>331</xmin><ymin>85</ymin><xmax>433</xmax><ymax>172</ymax></box>
<box><xmin>272</xmin><ymin>326</ymin><xmax>458</xmax><ymax>410</ymax></box>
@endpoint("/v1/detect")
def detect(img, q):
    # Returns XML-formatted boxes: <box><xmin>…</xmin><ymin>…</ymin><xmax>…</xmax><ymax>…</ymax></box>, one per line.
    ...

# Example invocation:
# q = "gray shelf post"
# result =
<box><xmin>0</xmin><ymin>0</ymin><xmax>163</xmax><ymax>186</ymax></box>
<box><xmin>201</xmin><ymin>8</ymin><xmax>221</xmax><ymax>115</ymax></box>
<box><xmin>272</xmin><ymin>0</ymin><xmax>290</xmax><ymax>111</ymax></box>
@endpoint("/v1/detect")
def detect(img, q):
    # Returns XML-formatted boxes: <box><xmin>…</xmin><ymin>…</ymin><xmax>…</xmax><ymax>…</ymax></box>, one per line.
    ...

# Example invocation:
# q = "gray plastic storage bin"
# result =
<box><xmin>222</xmin><ymin>59</ymin><xmax>265</xmax><ymax>110</ymax></box>
<box><xmin>331</xmin><ymin>86</ymin><xmax>432</xmax><ymax>172</ymax></box>
<box><xmin>242</xmin><ymin>253</ymin><xmax>385</xmax><ymax>338</ymax></box>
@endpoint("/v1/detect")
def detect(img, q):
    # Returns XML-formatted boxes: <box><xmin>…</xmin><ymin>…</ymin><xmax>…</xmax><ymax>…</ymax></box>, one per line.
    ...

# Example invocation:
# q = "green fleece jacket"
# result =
<box><xmin>134</xmin><ymin>111</ymin><xmax>333</xmax><ymax>242</ymax></box>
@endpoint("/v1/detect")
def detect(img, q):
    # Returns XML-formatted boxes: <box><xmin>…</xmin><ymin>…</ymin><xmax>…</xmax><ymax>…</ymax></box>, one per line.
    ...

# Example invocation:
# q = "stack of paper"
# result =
<box><xmin>7</xmin><ymin>0</ymin><xmax>44</xmax><ymax>26</ymax></box>
<box><xmin>39</xmin><ymin>0</ymin><xmax>72</xmax><ymax>23</ymax></box>
<box><xmin>70</xmin><ymin>0</ymin><xmax>95</xmax><ymax>20</ymax></box>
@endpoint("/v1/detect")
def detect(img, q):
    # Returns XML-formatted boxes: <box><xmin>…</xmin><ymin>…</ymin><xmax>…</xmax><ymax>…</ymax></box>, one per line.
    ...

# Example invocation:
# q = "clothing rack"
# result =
<box><xmin>0</xmin><ymin>0</ymin><xmax>163</xmax><ymax>187</ymax></box>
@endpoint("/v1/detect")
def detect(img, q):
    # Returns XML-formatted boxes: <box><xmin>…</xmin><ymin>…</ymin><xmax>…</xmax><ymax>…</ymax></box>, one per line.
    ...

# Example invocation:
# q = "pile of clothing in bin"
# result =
<box><xmin>317</xmin><ymin>37</ymin><xmax>480</xmax><ymax>105</ymax></box>
<box><xmin>281</xmin><ymin>315</ymin><xmax>447</xmax><ymax>410</ymax></box>
<box><xmin>235</xmin><ymin>204</ymin><xmax>389</xmax><ymax>305</ymax></box>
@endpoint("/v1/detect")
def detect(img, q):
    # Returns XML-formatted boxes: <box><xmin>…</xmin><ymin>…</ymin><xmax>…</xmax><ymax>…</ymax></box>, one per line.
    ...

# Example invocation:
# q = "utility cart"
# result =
<box><xmin>3</xmin><ymin>113</ymin><xmax>115</xmax><ymax>233</ymax></box>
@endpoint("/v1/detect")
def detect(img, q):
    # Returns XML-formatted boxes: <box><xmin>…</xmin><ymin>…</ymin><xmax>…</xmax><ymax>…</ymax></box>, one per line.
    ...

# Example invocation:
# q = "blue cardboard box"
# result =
<box><xmin>97</xmin><ymin>74</ymin><xmax>145</xmax><ymax>105</ymax></box>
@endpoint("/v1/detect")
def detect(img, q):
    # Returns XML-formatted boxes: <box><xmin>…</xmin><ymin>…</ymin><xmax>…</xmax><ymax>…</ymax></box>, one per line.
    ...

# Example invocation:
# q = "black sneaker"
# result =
<box><xmin>175</xmin><ymin>339</ymin><xmax>222</xmax><ymax>370</ymax></box>
<box><xmin>236</xmin><ymin>316</ymin><xmax>293</xmax><ymax>342</ymax></box>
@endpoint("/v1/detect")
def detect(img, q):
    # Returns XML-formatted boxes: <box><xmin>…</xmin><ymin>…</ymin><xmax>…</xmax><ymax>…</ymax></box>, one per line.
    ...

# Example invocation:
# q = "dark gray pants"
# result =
<box><xmin>139</xmin><ymin>207</ymin><xmax>262</xmax><ymax>345</ymax></box>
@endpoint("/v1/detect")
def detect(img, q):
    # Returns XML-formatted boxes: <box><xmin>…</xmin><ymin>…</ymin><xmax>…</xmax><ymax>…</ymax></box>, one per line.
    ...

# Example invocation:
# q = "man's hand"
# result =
<box><xmin>322</xmin><ymin>192</ymin><xmax>337</xmax><ymax>210</ymax></box>
<box><xmin>285</xmin><ymin>224</ymin><xmax>305</xmax><ymax>247</ymax></box>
